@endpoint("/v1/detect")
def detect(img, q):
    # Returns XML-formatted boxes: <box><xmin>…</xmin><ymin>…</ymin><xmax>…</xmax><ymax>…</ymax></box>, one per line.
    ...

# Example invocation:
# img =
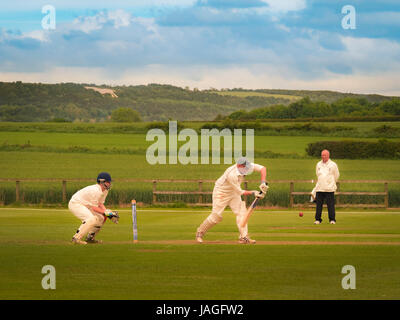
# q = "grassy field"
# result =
<box><xmin>2</xmin><ymin>121</ymin><xmax>400</xmax><ymax>301</ymax></box>
<box><xmin>1</xmin><ymin>130</ymin><xmax>400</xmax><ymax>156</ymax></box>
<box><xmin>1</xmin><ymin>122</ymin><xmax>399</xmax><ymax>206</ymax></box>
<box><xmin>1</xmin><ymin>142</ymin><xmax>400</xmax><ymax>206</ymax></box>
<box><xmin>211</xmin><ymin>90</ymin><xmax>302</xmax><ymax>101</ymax></box>
<box><xmin>1</xmin><ymin>207</ymin><xmax>400</xmax><ymax>300</ymax></box>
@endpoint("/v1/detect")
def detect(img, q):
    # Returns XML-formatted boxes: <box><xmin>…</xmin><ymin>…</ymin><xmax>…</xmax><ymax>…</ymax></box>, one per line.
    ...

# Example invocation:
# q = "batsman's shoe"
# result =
<box><xmin>330</xmin><ymin>221</ymin><xmax>336</xmax><ymax>225</ymax></box>
<box><xmin>314</xmin><ymin>220</ymin><xmax>321</xmax><ymax>225</ymax></box>
<box><xmin>196</xmin><ymin>231</ymin><xmax>204</xmax><ymax>243</ymax></box>
<box><xmin>85</xmin><ymin>238</ymin><xmax>103</xmax><ymax>244</ymax></box>
<box><xmin>239</xmin><ymin>237</ymin><xmax>256</xmax><ymax>244</ymax></box>
<box><xmin>71</xmin><ymin>237</ymin><xmax>87</xmax><ymax>245</ymax></box>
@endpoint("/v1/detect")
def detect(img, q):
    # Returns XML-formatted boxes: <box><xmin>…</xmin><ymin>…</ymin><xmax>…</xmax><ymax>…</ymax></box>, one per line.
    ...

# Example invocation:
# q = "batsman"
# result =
<box><xmin>68</xmin><ymin>172</ymin><xmax>119</xmax><ymax>244</ymax></box>
<box><xmin>196</xmin><ymin>157</ymin><xmax>268</xmax><ymax>244</ymax></box>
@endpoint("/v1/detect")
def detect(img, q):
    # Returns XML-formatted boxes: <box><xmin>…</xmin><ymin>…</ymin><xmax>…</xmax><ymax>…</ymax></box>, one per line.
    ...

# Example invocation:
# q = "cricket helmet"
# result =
<box><xmin>97</xmin><ymin>172</ymin><xmax>112</xmax><ymax>184</ymax></box>
<box><xmin>236</xmin><ymin>157</ymin><xmax>254</xmax><ymax>175</ymax></box>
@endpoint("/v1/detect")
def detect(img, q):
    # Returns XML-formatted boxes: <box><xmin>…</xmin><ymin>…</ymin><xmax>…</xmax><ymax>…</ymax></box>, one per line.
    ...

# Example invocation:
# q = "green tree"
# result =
<box><xmin>110</xmin><ymin>107</ymin><xmax>141</xmax><ymax>122</ymax></box>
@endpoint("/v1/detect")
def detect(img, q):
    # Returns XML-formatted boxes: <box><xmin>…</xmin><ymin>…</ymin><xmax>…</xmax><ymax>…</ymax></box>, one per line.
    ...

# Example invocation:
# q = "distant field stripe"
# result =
<box><xmin>211</xmin><ymin>91</ymin><xmax>301</xmax><ymax>100</ymax></box>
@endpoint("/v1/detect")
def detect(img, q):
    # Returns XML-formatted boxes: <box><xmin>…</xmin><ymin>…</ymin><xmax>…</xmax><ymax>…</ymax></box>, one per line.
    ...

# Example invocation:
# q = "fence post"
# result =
<box><xmin>384</xmin><ymin>182</ymin><xmax>389</xmax><ymax>208</ymax></box>
<box><xmin>198</xmin><ymin>180</ymin><xmax>203</xmax><ymax>204</ymax></box>
<box><xmin>16</xmin><ymin>180</ymin><xmax>20</xmax><ymax>202</ymax></box>
<box><xmin>62</xmin><ymin>180</ymin><xmax>67</xmax><ymax>202</ymax></box>
<box><xmin>289</xmin><ymin>181</ymin><xmax>294</xmax><ymax>208</ymax></box>
<box><xmin>336</xmin><ymin>182</ymin><xmax>340</xmax><ymax>206</ymax></box>
<box><xmin>152</xmin><ymin>180</ymin><xmax>157</xmax><ymax>204</ymax></box>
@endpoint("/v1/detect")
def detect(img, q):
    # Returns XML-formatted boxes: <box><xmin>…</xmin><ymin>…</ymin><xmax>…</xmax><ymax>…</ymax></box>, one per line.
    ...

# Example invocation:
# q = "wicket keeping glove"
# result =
<box><xmin>104</xmin><ymin>209</ymin><xmax>120</xmax><ymax>224</ymax></box>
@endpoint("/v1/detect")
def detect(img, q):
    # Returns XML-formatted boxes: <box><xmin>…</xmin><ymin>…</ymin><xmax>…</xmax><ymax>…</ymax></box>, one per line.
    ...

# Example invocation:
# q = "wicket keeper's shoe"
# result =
<box><xmin>239</xmin><ymin>237</ymin><xmax>256</xmax><ymax>244</ymax></box>
<box><xmin>196</xmin><ymin>231</ymin><xmax>204</xmax><ymax>243</ymax></box>
<box><xmin>71</xmin><ymin>237</ymin><xmax>87</xmax><ymax>245</ymax></box>
<box><xmin>85</xmin><ymin>233</ymin><xmax>103</xmax><ymax>244</ymax></box>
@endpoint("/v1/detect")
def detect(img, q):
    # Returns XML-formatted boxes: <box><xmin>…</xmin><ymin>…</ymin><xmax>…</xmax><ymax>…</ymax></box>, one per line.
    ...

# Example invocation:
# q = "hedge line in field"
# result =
<box><xmin>306</xmin><ymin>139</ymin><xmax>400</xmax><ymax>159</ymax></box>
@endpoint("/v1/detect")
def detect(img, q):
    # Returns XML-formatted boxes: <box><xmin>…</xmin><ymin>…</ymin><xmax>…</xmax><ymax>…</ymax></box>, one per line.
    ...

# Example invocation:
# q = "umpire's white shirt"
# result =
<box><xmin>315</xmin><ymin>159</ymin><xmax>340</xmax><ymax>192</ymax></box>
<box><xmin>69</xmin><ymin>184</ymin><xmax>108</xmax><ymax>207</ymax></box>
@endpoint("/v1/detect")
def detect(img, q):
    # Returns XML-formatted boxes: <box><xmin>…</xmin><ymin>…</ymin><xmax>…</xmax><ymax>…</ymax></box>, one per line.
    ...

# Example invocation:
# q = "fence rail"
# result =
<box><xmin>1</xmin><ymin>179</ymin><xmax>399</xmax><ymax>208</ymax></box>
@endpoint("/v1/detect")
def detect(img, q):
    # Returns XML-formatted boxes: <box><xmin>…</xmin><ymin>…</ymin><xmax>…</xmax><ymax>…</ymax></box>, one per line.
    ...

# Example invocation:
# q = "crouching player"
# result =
<box><xmin>196</xmin><ymin>158</ymin><xmax>268</xmax><ymax>244</ymax></box>
<box><xmin>69</xmin><ymin>172</ymin><xmax>119</xmax><ymax>244</ymax></box>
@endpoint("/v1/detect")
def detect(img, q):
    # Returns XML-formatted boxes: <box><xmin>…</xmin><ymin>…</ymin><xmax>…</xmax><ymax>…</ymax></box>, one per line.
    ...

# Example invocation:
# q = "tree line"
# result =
<box><xmin>226</xmin><ymin>97</ymin><xmax>400</xmax><ymax>120</ymax></box>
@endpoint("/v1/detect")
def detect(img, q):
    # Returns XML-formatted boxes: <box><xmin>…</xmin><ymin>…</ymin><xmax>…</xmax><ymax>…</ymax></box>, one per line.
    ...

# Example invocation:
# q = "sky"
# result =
<box><xmin>0</xmin><ymin>0</ymin><xmax>399</xmax><ymax>95</ymax></box>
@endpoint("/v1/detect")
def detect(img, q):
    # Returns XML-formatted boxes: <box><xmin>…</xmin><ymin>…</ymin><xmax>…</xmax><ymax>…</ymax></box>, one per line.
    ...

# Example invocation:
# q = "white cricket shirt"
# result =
<box><xmin>315</xmin><ymin>159</ymin><xmax>340</xmax><ymax>192</ymax></box>
<box><xmin>214</xmin><ymin>163</ymin><xmax>264</xmax><ymax>196</ymax></box>
<box><xmin>69</xmin><ymin>184</ymin><xmax>108</xmax><ymax>207</ymax></box>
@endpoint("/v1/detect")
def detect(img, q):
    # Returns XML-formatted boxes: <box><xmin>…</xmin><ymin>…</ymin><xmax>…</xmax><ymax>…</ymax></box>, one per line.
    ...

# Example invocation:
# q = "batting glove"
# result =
<box><xmin>252</xmin><ymin>190</ymin><xmax>266</xmax><ymax>199</ymax></box>
<box><xmin>259</xmin><ymin>181</ymin><xmax>269</xmax><ymax>193</ymax></box>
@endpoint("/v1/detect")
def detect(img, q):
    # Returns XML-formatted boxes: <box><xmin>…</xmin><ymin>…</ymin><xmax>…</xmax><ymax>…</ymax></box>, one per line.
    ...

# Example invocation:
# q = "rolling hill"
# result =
<box><xmin>0</xmin><ymin>81</ymin><xmax>397</xmax><ymax>122</ymax></box>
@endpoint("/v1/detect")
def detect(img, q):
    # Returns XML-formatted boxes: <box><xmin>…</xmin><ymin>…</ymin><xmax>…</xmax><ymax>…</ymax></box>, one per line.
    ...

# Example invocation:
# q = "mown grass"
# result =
<box><xmin>1</xmin><ymin>131</ymin><xmax>400</xmax><ymax>157</ymax></box>
<box><xmin>1</xmin><ymin>208</ymin><xmax>400</xmax><ymax>300</ymax></box>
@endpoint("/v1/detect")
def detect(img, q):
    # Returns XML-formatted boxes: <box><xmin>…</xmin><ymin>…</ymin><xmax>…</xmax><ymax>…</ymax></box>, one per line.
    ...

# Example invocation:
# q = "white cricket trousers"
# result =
<box><xmin>211</xmin><ymin>189</ymin><xmax>249</xmax><ymax>238</ymax></box>
<box><xmin>68</xmin><ymin>201</ymin><xmax>106</xmax><ymax>240</ymax></box>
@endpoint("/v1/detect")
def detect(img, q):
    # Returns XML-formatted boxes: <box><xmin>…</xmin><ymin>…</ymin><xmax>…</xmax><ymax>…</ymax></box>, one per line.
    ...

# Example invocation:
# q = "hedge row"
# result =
<box><xmin>306</xmin><ymin>139</ymin><xmax>400</xmax><ymax>159</ymax></box>
<box><xmin>200</xmin><ymin>120</ymin><xmax>354</xmax><ymax>133</ymax></box>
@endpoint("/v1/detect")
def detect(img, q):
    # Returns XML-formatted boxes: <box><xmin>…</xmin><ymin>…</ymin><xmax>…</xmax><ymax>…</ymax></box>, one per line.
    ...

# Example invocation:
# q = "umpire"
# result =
<box><xmin>314</xmin><ymin>149</ymin><xmax>340</xmax><ymax>225</ymax></box>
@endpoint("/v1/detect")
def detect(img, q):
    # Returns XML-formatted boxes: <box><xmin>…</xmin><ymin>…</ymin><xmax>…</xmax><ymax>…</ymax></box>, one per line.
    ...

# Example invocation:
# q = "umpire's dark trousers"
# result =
<box><xmin>315</xmin><ymin>192</ymin><xmax>336</xmax><ymax>222</ymax></box>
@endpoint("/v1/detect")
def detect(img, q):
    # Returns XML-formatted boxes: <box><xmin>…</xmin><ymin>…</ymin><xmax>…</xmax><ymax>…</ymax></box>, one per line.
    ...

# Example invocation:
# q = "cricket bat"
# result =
<box><xmin>240</xmin><ymin>191</ymin><xmax>263</xmax><ymax>228</ymax></box>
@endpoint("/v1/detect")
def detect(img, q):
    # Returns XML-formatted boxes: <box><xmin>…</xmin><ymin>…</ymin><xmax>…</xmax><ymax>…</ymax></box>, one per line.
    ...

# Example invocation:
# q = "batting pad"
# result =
<box><xmin>236</xmin><ymin>201</ymin><xmax>248</xmax><ymax>239</ymax></box>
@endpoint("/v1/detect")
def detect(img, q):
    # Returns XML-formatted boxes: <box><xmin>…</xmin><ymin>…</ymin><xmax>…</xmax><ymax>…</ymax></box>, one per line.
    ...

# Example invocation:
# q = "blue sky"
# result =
<box><xmin>0</xmin><ymin>0</ymin><xmax>399</xmax><ymax>95</ymax></box>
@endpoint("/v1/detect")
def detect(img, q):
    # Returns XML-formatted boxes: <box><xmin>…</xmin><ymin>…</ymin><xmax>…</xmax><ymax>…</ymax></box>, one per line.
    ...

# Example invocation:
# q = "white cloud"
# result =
<box><xmin>341</xmin><ymin>36</ymin><xmax>400</xmax><ymax>73</ymax></box>
<box><xmin>108</xmin><ymin>9</ymin><xmax>132</xmax><ymax>29</ymax></box>
<box><xmin>22</xmin><ymin>30</ymin><xmax>48</xmax><ymax>42</ymax></box>
<box><xmin>261</xmin><ymin>0</ymin><xmax>306</xmax><ymax>13</ymax></box>
<box><xmin>72</xmin><ymin>12</ymin><xmax>108</xmax><ymax>33</ymax></box>
<box><xmin>70</xmin><ymin>10</ymin><xmax>132</xmax><ymax>33</ymax></box>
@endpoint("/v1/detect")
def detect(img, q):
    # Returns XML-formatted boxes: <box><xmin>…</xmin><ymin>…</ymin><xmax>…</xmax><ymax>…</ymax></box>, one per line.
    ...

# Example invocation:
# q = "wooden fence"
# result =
<box><xmin>289</xmin><ymin>180</ymin><xmax>396</xmax><ymax>208</ymax></box>
<box><xmin>1</xmin><ymin>178</ymin><xmax>399</xmax><ymax>208</ymax></box>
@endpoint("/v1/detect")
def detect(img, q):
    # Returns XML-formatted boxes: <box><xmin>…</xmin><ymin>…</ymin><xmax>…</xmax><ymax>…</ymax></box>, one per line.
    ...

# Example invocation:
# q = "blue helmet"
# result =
<box><xmin>97</xmin><ymin>172</ymin><xmax>112</xmax><ymax>184</ymax></box>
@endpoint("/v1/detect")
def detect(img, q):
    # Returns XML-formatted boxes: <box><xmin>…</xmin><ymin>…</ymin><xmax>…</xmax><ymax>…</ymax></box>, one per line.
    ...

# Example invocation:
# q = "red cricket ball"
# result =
<box><xmin>299</xmin><ymin>212</ymin><xmax>303</xmax><ymax>217</ymax></box>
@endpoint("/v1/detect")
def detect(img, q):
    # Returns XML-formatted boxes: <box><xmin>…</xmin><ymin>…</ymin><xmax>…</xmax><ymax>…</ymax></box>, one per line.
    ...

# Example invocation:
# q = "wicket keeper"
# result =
<box><xmin>69</xmin><ymin>172</ymin><xmax>119</xmax><ymax>244</ymax></box>
<box><xmin>196</xmin><ymin>157</ymin><xmax>268</xmax><ymax>244</ymax></box>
